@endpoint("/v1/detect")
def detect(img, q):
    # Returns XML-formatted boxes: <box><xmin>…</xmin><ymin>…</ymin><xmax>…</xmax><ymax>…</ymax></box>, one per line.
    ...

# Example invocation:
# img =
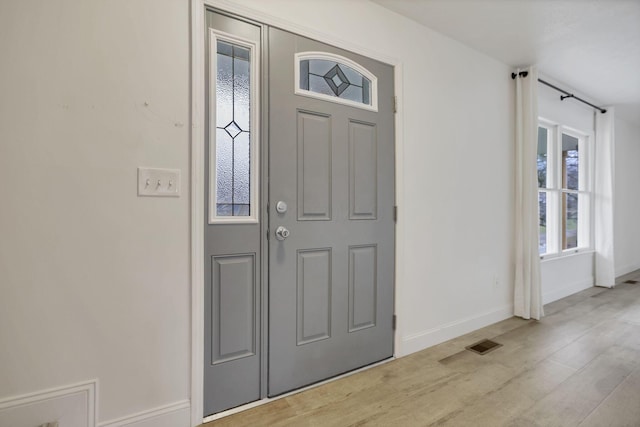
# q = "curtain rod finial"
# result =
<box><xmin>511</xmin><ymin>71</ymin><xmax>529</xmax><ymax>79</ymax></box>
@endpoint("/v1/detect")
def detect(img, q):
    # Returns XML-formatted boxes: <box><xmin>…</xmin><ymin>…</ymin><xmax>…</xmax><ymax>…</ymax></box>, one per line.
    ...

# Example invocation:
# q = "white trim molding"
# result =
<box><xmin>98</xmin><ymin>400</ymin><xmax>190</xmax><ymax>427</ymax></box>
<box><xmin>0</xmin><ymin>380</ymin><xmax>97</xmax><ymax>427</ymax></box>
<box><xmin>615</xmin><ymin>262</ymin><xmax>640</xmax><ymax>281</ymax></box>
<box><xmin>191</xmin><ymin>0</ymin><xmax>206</xmax><ymax>424</ymax></box>
<box><xmin>399</xmin><ymin>305</ymin><xmax>514</xmax><ymax>357</ymax></box>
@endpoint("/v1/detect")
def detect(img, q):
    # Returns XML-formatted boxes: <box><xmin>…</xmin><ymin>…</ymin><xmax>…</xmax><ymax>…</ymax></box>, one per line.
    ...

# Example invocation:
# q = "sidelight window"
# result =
<box><xmin>209</xmin><ymin>32</ymin><xmax>259</xmax><ymax>223</ymax></box>
<box><xmin>295</xmin><ymin>52</ymin><xmax>378</xmax><ymax>111</ymax></box>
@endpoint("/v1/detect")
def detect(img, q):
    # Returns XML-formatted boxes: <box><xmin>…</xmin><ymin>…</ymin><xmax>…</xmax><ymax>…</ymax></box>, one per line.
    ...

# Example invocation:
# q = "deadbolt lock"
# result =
<box><xmin>276</xmin><ymin>201</ymin><xmax>288</xmax><ymax>214</ymax></box>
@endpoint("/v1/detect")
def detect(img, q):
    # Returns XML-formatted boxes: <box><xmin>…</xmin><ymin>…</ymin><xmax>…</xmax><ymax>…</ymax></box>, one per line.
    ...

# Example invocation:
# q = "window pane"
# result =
<box><xmin>216</xmin><ymin>129</ymin><xmax>232</xmax><ymax>205</ymax></box>
<box><xmin>563</xmin><ymin>192</ymin><xmax>578</xmax><ymax>249</ymax></box>
<box><xmin>233</xmin><ymin>132</ymin><xmax>250</xmax><ymax>207</ymax></box>
<box><xmin>307</xmin><ymin>58</ymin><xmax>335</xmax><ymax>75</ymax></box>
<box><xmin>309</xmin><ymin>74</ymin><xmax>335</xmax><ymax>97</ymax></box>
<box><xmin>539</xmin><ymin>192</ymin><xmax>547</xmax><ymax>254</ymax></box>
<box><xmin>537</xmin><ymin>127</ymin><xmax>548</xmax><ymax>188</ymax></box>
<box><xmin>215</xmin><ymin>40</ymin><xmax>251</xmax><ymax>217</ymax></box>
<box><xmin>340</xmin><ymin>84</ymin><xmax>363</xmax><ymax>103</ymax></box>
<box><xmin>300</xmin><ymin>58</ymin><xmax>372</xmax><ymax>106</ymax></box>
<box><xmin>233</xmin><ymin>56</ymin><xmax>250</xmax><ymax>132</ymax></box>
<box><xmin>216</xmin><ymin>52</ymin><xmax>233</xmax><ymax>128</ymax></box>
<box><xmin>562</xmin><ymin>133</ymin><xmax>579</xmax><ymax>191</ymax></box>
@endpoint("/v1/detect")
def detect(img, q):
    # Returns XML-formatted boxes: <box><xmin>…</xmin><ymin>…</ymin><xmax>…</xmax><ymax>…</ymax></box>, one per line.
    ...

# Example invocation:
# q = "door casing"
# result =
<box><xmin>190</xmin><ymin>1</ymin><xmax>406</xmax><ymax>424</ymax></box>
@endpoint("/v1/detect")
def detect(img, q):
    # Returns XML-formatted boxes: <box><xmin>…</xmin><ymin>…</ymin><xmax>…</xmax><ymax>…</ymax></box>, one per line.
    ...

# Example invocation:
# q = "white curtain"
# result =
<box><xmin>594</xmin><ymin>107</ymin><xmax>616</xmax><ymax>287</ymax></box>
<box><xmin>513</xmin><ymin>67</ymin><xmax>543</xmax><ymax>320</ymax></box>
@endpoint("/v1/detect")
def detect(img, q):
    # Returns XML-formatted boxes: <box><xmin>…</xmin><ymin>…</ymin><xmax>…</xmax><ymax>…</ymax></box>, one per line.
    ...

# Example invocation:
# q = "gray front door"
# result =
<box><xmin>204</xmin><ymin>13</ymin><xmax>395</xmax><ymax>415</ymax></box>
<box><xmin>268</xmin><ymin>28</ymin><xmax>396</xmax><ymax>396</ymax></box>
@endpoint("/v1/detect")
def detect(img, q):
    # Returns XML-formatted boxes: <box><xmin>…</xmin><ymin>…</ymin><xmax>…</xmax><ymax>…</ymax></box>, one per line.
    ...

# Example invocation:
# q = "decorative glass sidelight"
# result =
<box><xmin>212</xmin><ymin>38</ymin><xmax>257</xmax><ymax>221</ymax></box>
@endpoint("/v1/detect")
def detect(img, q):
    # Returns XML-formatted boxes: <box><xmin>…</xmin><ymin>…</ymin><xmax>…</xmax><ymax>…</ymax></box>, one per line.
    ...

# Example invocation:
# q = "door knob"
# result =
<box><xmin>275</xmin><ymin>226</ymin><xmax>290</xmax><ymax>241</ymax></box>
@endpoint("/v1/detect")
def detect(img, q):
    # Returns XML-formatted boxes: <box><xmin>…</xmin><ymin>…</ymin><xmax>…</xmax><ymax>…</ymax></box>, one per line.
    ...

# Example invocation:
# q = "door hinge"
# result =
<box><xmin>266</xmin><ymin>228</ymin><xmax>270</xmax><ymax>240</ymax></box>
<box><xmin>393</xmin><ymin>96</ymin><xmax>398</xmax><ymax>113</ymax></box>
<box><xmin>393</xmin><ymin>314</ymin><xmax>397</xmax><ymax>330</ymax></box>
<box><xmin>393</xmin><ymin>205</ymin><xmax>398</xmax><ymax>223</ymax></box>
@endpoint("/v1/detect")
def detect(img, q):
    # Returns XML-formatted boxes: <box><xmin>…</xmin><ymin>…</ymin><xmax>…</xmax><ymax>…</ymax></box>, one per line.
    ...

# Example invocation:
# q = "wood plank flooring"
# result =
<box><xmin>204</xmin><ymin>274</ymin><xmax>640</xmax><ymax>426</ymax></box>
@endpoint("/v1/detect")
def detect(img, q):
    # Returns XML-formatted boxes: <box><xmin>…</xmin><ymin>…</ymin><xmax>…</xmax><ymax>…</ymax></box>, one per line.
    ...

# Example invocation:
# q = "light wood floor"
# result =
<box><xmin>205</xmin><ymin>273</ymin><xmax>640</xmax><ymax>426</ymax></box>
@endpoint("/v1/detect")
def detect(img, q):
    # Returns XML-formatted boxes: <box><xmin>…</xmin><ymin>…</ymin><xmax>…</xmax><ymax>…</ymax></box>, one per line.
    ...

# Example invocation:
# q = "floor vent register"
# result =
<box><xmin>466</xmin><ymin>339</ymin><xmax>502</xmax><ymax>355</ymax></box>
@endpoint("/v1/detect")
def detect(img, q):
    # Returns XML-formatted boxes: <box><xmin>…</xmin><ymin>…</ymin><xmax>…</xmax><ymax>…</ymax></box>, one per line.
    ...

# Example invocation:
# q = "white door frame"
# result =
<box><xmin>190</xmin><ymin>1</ymin><xmax>406</xmax><ymax>425</ymax></box>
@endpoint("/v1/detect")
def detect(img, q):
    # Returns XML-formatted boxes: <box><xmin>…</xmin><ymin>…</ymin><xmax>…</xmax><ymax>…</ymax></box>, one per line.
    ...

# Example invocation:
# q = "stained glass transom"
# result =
<box><xmin>215</xmin><ymin>40</ymin><xmax>251</xmax><ymax>217</ymax></box>
<box><xmin>300</xmin><ymin>59</ymin><xmax>371</xmax><ymax>106</ymax></box>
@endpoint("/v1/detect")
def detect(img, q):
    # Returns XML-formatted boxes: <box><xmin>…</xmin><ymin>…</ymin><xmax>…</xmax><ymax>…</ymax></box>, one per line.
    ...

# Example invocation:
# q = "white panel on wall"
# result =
<box><xmin>0</xmin><ymin>381</ymin><xmax>96</xmax><ymax>427</ymax></box>
<box><xmin>541</xmin><ymin>253</ymin><xmax>594</xmax><ymax>304</ymax></box>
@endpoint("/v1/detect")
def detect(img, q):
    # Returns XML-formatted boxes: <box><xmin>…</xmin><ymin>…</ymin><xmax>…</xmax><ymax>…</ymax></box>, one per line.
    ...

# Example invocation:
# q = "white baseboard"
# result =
<box><xmin>0</xmin><ymin>380</ymin><xmax>97</xmax><ymax>427</ymax></box>
<box><xmin>98</xmin><ymin>400</ymin><xmax>190</xmax><ymax>427</ymax></box>
<box><xmin>399</xmin><ymin>305</ymin><xmax>514</xmax><ymax>356</ymax></box>
<box><xmin>616</xmin><ymin>262</ymin><xmax>640</xmax><ymax>280</ymax></box>
<box><xmin>0</xmin><ymin>382</ymin><xmax>189</xmax><ymax>427</ymax></box>
<box><xmin>542</xmin><ymin>278</ymin><xmax>593</xmax><ymax>304</ymax></box>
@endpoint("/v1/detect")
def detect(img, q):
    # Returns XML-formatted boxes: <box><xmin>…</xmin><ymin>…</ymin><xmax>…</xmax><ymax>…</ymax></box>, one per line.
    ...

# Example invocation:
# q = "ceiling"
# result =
<box><xmin>372</xmin><ymin>0</ymin><xmax>640</xmax><ymax>124</ymax></box>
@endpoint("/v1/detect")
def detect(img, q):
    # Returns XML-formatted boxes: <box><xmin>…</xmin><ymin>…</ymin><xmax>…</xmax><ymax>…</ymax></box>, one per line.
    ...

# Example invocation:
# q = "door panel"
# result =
<box><xmin>268</xmin><ymin>28</ymin><xmax>395</xmax><ymax>396</ymax></box>
<box><xmin>211</xmin><ymin>254</ymin><xmax>256</xmax><ymax>364</ymax></box>
<box><xmin>348</xmin><ymin>245</ymin><xmax>377</xmax><ymax>332</ymax></box>
<box><xmin>297</xmin><ymin>111</ymin><xmax>332</xmax><ymax>220</ymax></box>
<box><xmin>349</xmin><ymin>120</ymin><xmax>378</xmax><ymax>219</ymax></box>
<box><xmin>296</xmin><ymin>249</ymin><xmax>332</xmax><ymax>344</ymax></box>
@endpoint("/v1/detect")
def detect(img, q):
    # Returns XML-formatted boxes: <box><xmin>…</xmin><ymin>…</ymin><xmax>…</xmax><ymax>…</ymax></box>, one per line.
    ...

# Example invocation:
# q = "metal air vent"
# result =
<box><xmin>466</xmin><ymin>339</ymin><xmax>502</xmax><ymax>355</ymax></box>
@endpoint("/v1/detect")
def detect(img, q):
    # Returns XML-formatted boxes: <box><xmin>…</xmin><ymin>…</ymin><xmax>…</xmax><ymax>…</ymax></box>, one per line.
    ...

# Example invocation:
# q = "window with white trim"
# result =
<box><xmin>538</xmin><ymin>121</ymin><xmax>592</xmax><ymax>257</ymax></box>
<box><xmin>208</xmin><ymin>30</ymin><xmax>260</xmax><ymax>224</ymax></box>
<box><xmin>294</xmin><ymin>52</ymin><xmax>378</xmax><ymax>111</ymax></box>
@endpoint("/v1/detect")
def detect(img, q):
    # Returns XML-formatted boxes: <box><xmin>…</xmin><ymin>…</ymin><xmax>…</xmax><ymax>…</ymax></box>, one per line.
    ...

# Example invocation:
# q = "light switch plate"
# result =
<box><xmin>138</xmin><ymin>167</ymin><xmax>181</xmax><ymax>197</ymax></box>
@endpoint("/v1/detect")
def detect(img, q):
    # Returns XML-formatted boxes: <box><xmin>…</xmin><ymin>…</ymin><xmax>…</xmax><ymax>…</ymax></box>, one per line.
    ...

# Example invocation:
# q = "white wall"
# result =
<box><xmin>1</xmin><ymin>0</ymin><xmax>517</xmax><ymax>424</ymax></box>
<box><xmin>538</xmin><ymin>80</ymin><xmax>595</xmax><ymax>133</ymax></box>
<box><xmin>614</xmin><ymin>115</ymin><xmax>640</xmax><ymax>277</ymax></box>
<box><xmin>0</xmin><ymin>0</ymin><xmax>190</xmax><ymax>425</ymax></box>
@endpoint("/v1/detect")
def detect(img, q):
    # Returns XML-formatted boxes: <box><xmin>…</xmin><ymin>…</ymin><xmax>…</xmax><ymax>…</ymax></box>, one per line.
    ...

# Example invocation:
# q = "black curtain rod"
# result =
<box><xmin>511</xmin><ymin>72</ymin><xmax>607</xmax><ymax>114</ymax></box>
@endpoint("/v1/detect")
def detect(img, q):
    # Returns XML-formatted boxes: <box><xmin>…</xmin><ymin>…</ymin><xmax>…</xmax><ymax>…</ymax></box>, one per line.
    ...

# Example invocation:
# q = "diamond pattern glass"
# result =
<box><xmin>215</xmin><ymin>40</ymin><xmax>251</xmax><ymax>217</ymax></box>
<box><xmin>224</xmin><ymin>121</ymin><xmax>242</xmax><ymax>138</ymax></box>
<box><xmin>300</xmin><ymin>58</ymin><xmax>372</xmax><ymax>106</ymax></box>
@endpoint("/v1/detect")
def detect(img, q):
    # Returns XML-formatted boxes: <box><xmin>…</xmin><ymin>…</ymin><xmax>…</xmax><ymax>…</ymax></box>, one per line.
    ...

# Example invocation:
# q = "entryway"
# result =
<box><xmin>203</xmin><ymin>9</ymin><xmax>396</xmax><ymax>416</ymax></box>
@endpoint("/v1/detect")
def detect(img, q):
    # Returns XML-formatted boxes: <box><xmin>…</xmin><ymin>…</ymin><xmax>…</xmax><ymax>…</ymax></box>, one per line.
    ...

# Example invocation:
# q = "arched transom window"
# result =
<box><xmin>295</xmin><ymin>52</ymin><xmax>378</xmax><ymax>111</ymax></box>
